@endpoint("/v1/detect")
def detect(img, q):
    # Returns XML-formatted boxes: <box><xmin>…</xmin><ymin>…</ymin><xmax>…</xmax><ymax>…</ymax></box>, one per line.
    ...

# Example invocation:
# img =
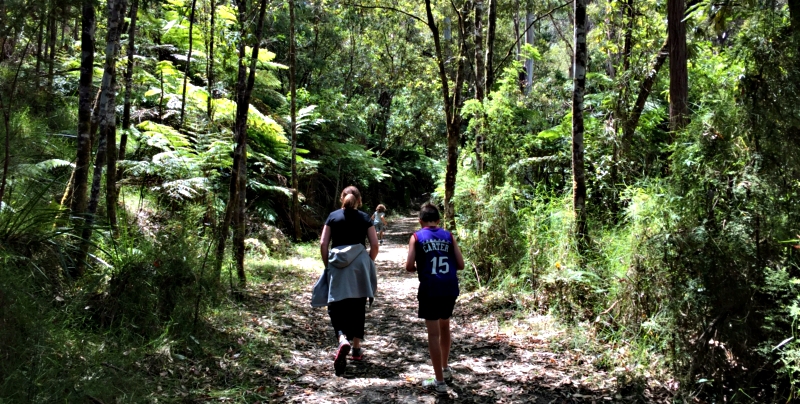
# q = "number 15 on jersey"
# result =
<box><xmin>430</xmin><ymin>256</ymin><xmax>450</xmax><ymax>275</ymax></box>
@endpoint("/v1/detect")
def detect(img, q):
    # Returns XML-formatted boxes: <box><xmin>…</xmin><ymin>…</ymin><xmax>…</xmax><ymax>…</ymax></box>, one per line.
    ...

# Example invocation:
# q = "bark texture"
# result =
<box><xmin>668</xmin><ymin>0</ymin><xmax>688</xmax><ymax>132</ymax></box>
<box><xmin>474</xmin><ymin>0</ymin><xmax>485</xmax><ymax>172</ymax></box>
<box><xmin>424</xmin><ymin>0</ymin><xmax>467</xmax><ymax>229</ymax></box>
<box><xmin>119</xmin><ymin>0</ymin><xmax>138</xmax><ymax>178</ymax></box>
<box><xmin>484</xmin><ymin>0</ymin><xmax>497</xmax><ymax>93</ymax></box>
<box><xmin>290</xmin><ymin>0</ymin><xmax>300</xmax><ymax>240</ymax></box>
<box><xmin>102</xmin><ymin>0</ymin><xmax>127</xmax><ymax>233</ymax></box>
<box><xmin>474</xmin><ymin>0</ymin><xmax>485</xmax><ymax>100</ymax></box>
<box><xmin>215</xmin><ymin>0</ymin><xmax>268</xmax><ymax>285</ymax></box>
<box><xmin>179</xmin><ymin>0</ymin><xmax>197</xmax><ymax>127</ymax></box>
<box><xmin>77</xmin><ymin>0</ymin><xmax>126</xmax><ymax>273</ymax></box>
<box><xmin>524</xmin><ymin>11</ymin><xmax>534</xmax><ymax>94</ymax></box>
<box><xmin>68</xmin><ymin>0</ymin><xmax>95</xmax><ymax>220</ymax></box>
<box><xmin>206</xmin><ymin>0</ymin><xmax>215</xmax><ymax>118</ymax></box>
<box><xmin>572</xmin><ymin>0</ymin><xmax>588</xmax><ymax>244</ymax></box>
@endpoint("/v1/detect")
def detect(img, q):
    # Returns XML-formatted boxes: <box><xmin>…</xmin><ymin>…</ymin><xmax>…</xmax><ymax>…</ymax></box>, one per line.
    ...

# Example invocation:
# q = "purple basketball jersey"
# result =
<box><xmin>414</xmin><ymin>227</ymin><xmax>459</xmax><ymax>297</ymax></box>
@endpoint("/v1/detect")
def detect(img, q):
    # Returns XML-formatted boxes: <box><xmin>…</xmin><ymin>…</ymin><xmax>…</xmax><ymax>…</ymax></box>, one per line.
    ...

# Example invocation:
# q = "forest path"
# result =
<box><xmin>259</xmin><ymin>214</ymin><xmax>660</xmax><ymax>403</ymax></box>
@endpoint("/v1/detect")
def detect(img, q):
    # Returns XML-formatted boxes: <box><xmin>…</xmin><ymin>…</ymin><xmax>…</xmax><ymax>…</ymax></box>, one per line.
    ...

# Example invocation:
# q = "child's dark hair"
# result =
<box><xmin>376</xmin><ymin>204</ymin><xmax>386</xmax><ymax>212</ymax></box>
<box><xmin>419</xmin><ymin>203</ymin><xmax>440</xmax><ymax>223</ymax></box>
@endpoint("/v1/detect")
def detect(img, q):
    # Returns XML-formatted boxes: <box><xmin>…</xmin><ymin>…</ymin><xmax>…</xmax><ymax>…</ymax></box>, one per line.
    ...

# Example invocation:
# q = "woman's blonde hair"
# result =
<box><xmin>340</xmin><ymin>185</ymin><xmax>362</xmax><ymax>209</ymax></box>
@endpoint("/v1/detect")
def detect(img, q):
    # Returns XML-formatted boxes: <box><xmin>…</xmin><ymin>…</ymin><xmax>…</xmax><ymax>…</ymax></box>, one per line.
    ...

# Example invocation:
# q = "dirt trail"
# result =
<box><xmin>265</xmin><ymin>215</ymin><xmax>668</xmax><ymax>403</ymax></box>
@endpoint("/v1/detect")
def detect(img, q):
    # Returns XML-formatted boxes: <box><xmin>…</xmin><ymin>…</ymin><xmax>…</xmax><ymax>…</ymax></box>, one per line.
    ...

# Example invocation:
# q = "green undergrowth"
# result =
<box><xmin>451</xmin><ymin>170</ymin><xmax>676</xmax><ymax>393</ymax></box>
<box><xmin>0</xmin><ymin>223</ymin><xmax>320</xmax><ymax>403</ymax></box>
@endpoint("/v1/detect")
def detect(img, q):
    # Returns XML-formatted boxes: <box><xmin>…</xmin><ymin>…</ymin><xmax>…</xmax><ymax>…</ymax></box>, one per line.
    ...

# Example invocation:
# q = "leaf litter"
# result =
<box><xmin>256</xmin><ymin>215</ymin><xmax>677</xmax><ymax>403</ymax></box>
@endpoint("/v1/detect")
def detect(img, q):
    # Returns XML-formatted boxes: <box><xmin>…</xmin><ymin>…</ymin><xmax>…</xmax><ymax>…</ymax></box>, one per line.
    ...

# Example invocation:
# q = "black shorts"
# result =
<box><xmin>417</xmin><ymin>296</ymin><xmax>457</xmax><ymax>320</ymax></box>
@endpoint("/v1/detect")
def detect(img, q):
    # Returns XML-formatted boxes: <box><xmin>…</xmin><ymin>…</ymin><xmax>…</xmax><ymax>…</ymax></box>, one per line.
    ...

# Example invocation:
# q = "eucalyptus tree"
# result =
<box><xmin>67</xmin><ymin>0</ymin><xmax>96</xmax><ymax>225</ymax></box>
<box><xmin>423</xmin><ymin>0</ymin><xmax>468</xmax><ymax>229</ymax></box>
<box><xmin>179</xmin><ymin>0</ymin><xmax>198</xmax><ymax>127</ymax></box>
<box><xmin>206</xmin><ymin>0</ymin><xmax>215</xmax><ymax>118</ymax></box>
<box><xmin>77</xmin><ymin>0</ymin><xmax>127</xmax><ymax>273</ymax></box>
<box><xmin>668</xmin><ymin>0</ymin><xmax>688</xmax><ymax>131</ymax></box>
<box><xmin>119</xmin><ymin>0</ymin><xmax>139</xmax><ymax>177</ymax></box>
<box><xmin>215</xmin><ymin>0</ymin><xmax>269</xmax><ymax>285</ymax></box>
<box><xmin>474</xmin><ymin>0</ymin><xmax>485</xmax><ymax>101</ymax></box>
<box><xmin>290</xmin><ymin>0</ymin><xmax>300</xmax><ymax>240</ymax></box>
<box><xmin>572</xmin><ymin>0</ymin><xmax>587</xmax><ymax>244</ymax></box>
<box><xmin>485</xmin><ymin>0</ymin><xmax>497</xmax><ymax>92</ymax></box>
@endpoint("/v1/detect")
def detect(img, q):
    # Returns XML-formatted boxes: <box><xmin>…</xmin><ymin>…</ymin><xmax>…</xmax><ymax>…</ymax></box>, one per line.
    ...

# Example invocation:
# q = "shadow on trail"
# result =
<box><xmin>259</xmin><ymin>215</ymin><xmax>663</xmax><ymax>404</ymax></box>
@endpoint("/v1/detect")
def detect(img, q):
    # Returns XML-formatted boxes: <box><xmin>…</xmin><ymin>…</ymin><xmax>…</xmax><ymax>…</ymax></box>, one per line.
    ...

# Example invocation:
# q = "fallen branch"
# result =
<box><xmin>472</xmin><ymin>262</ymin><xmax>482</xmax><ymax>289</ymax></box>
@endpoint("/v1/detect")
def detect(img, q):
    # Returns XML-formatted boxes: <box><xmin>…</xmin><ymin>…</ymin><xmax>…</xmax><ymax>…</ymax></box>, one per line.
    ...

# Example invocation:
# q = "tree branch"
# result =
<box><xmin>548</xmin><ymin>12</ymin><xmax>573</xmax><ymax>58</ymax></box>
<box><xmin>343</xmin><ymin>3</ymin><xmax>426</xmax><ymax>25</ymax></box>
<box><xmin>494</xmin><ymin>0</ymin><xmax>573</xmax><ymax>77</ymax></box>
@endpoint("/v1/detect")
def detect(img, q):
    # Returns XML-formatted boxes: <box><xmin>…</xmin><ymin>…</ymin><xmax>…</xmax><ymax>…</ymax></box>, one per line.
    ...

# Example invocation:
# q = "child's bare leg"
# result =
<box><xmin>352</xmin><ymin>337</ymin><xmax>361</xmax><ymax>349</ymax></box>
<box><xmin>425</xmin><ymin>320</ymin><xmax>444</xmax><ymax>382</ymax></box>
<box><xmin>438</xmin><ymin>319</ymin><xmax>451</xmax><ymax>368</ymax></box>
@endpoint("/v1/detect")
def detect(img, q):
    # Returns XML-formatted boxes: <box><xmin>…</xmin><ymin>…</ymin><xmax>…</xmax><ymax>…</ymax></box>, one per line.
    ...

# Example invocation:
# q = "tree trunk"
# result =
<box><xmin>77</xmin><ymin>0</ymin><xmax>126</xmax><ymax>273</ymax></box>
<box><xmin>622</xmin><ymin>0</ymin><xmax>633</xmax><ymax>73</ymax></box>
<box><xmin>206</xmin><ymin>0</ymin><xmax>215</xmax><ymax>118</ymax></box>
<box><xmin>215</xmin><ymin>0</ymin><xmax>268</xmax><ymax>285</ymax></box>
<box><xmin>485</xmin><ymin>0</ymin><xmax>497</xmax><ymax>93</ymax></box>
<box><xmin>290</xmin><ymin>0</ymin><xmax>301</xmax><ymax>240</ymax></box>
<box><xmin>474</xmin><ymin>0</ymin><xmax>485</xmax><ymax>100</ymax></box>
<box><xmin>668</xmin><ymin>0</ymin><xmax>688</xmax><ymax>132</ymax></box>
<box><xmin>179</xmin><ymin>0</ymin><xmax>197</xmax><ymax>127</ymax></box>
<box><xmin>621</xmin><ymin>41</ymin><xmax>668</xmax><ymax>157</ymax></box>
<box><xmin>789</xmin><ymin>0</ymin><xmax>800</xmax><ymax>34</ymax></box>
<box><xmin>524</xmin><ymin>10</ymin><xmax>534</xmax><ymax>94</ymax></box>
<box><xmin>609</xmin><ymin>0</ymin><xmax>635</xmax><ymax>198</ymax></box>
<box><xmin>35</xmin><ymin>20</ymin><xmax>43</xmax><ymax>79</ymax></box>
<box><xmin>513</xmin><ymin>0</ymin><xmax>521</xmax><ymax>61</ymax></box>
<box><xmin>425</xmin><ymin>0</ymin><xmax>467</xmax><ymax>229</ymax></box>
<box><xmin>103</xmin><ymin>0</ymin><xmax>126</xmax><ymax>234</ymax></box>
<box><xmin>46</xmin><ymin>0</ymin><xmax>57</xmax><ymax>93</ymax></box>
<box><xmin>233</xmin><ymin>147</ymin><xmax>247</xmax><ymax>285</ymax></box>
<box><xmin>68</xmin><ymin>0</ymin><xmax>95</xmax><ymax>222</ymax></box>
<box><xmin>118</xmin><ymin>0</ymin><xmax>138</xmax><ymax>180</ymax></box>
<box><xmin>474</xmin><ymin>0</ymin><xmax>485</xmax><ymax>172</ymax></box>
<box><xmin>572</xmin><ymin>0</ymin><xmax>588</xmax><ymax>244</ymax></box>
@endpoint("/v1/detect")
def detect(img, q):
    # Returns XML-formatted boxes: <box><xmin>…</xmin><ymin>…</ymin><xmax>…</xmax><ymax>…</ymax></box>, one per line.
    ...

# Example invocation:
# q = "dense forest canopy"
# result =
<box><xmin>1</xmin><ymin>0</ymin><xmax>800</xmax><ymax>401</ymax></box>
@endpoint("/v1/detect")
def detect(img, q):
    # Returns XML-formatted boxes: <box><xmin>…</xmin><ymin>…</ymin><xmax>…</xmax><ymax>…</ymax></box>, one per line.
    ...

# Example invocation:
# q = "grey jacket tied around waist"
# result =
<box><xmin>311</xmin><ymin>243</ymin><xmax>377</xmax><ymax>308</ymax></box>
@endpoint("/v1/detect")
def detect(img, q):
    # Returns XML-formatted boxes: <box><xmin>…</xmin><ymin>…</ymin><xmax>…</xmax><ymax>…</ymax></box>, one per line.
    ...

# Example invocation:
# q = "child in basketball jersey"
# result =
<box><xmin>404</xmin><ymin>203</ymin><xmax>465</xmax><ymax>395</ymax></box>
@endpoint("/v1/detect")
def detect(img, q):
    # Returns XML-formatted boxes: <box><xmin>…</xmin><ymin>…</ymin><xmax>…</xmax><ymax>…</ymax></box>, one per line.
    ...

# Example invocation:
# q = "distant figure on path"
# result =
<box><xmin>370</xmin><ymin>204</ymin><xmax>388</xmax><ymax>245</ymax></box>
<box><xmin>404</xmin><ymin>203</ymin><xmax>465</xmax><ymax>395</ymax></box>
<box><xmin>312</xmin><ymin>185</ymin><xmax>379</xmax><ymax>376</ymax></box>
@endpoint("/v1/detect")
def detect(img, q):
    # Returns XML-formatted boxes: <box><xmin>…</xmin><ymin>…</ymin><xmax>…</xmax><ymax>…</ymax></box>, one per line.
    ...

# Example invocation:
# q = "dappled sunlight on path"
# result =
<box><xmin>258</xmin><ymin>214</ymin><xmax>670</xmax><ymax>403</ymax></box>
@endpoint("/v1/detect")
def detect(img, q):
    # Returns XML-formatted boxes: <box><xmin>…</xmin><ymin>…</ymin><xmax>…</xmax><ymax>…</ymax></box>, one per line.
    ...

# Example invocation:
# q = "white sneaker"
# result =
<box><xmin>422</xmin><ymin>378</ymin><xmax>447</xmax><ymax>395</ymax></box>
<box><xmin>442</xmin><ymin>366</ymin><xmax>453</xmax><ymax>382</ymax></box>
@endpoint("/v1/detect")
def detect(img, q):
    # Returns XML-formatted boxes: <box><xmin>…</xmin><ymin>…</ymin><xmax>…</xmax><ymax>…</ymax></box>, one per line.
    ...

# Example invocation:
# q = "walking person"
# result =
<box><xmin>311</xmin><ymin>186</ymin><xmax>379</xmax><ymax>376</ymax></box>
<box><xmin>405</xmin><ymin>203</ymin><xmax>465</xmax><ymax>395</ymax></box>
<box><xmin>370</xmin><ymin>204</ymin><xmax>389</xmax><ymax>245</ymax></box>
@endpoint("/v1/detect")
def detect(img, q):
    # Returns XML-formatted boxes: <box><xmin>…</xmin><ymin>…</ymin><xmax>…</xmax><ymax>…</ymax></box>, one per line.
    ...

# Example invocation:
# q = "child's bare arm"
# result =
<box><xmin>452</xmin><ymin>237</ymin><xmax>465</xmax><ymax>270</ymax></box>
<box><xmin>381</xmin><ymin>216</ymin><xmax>388</xmax><ymax>225</ymax></box>
<box><xmin>405</xmin><ymin>235</ymin><xmax>417</xmax><ymax>272</ymax></box>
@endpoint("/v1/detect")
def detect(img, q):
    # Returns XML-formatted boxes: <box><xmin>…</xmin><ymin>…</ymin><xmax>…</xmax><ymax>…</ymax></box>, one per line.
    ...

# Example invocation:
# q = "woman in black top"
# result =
<box><xmin>319</xmin><ymin>185</ymin><xmax>379</xmax><ymax>375</ymax></box>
